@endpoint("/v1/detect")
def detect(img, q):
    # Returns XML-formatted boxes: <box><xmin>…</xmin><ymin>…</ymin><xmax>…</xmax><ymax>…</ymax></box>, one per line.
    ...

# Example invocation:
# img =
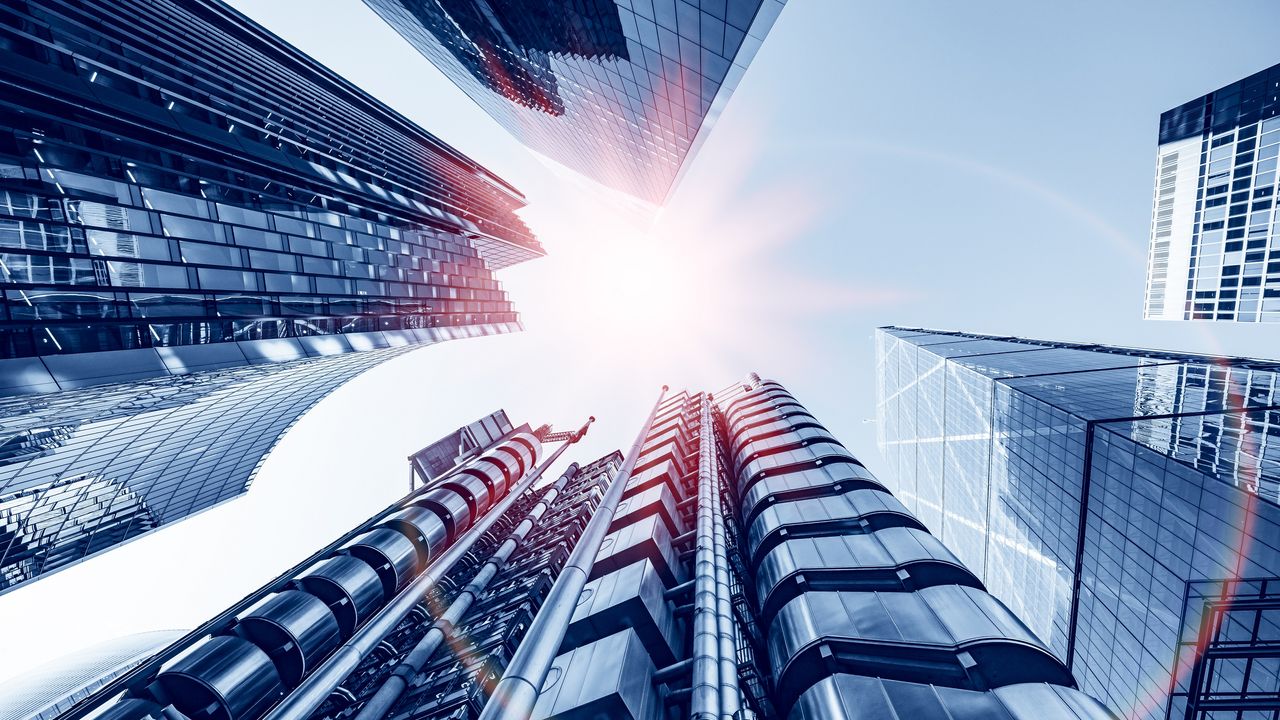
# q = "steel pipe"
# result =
<box><xmin>349</xmin><ymin>463</ymin><xmax>581</xmax><ymax>720</ymax></box>
<box><xmin>57</xmin><ymin>431</ymin><xmax>526</xmax><ymax>720</ymax></box>
<box><xmin>690</xmin><ymin>395</ymin><xmax>721</xmax><ymax>720</ymax></box>
<box><xmin>260</xmin><ymin>419</ymin><xmax>593</xmax><ymax>720</ymax></box>
<box><xmin>478</xmin><ymin>386</ymin><xmax>669</xmax><ymax>720</ymax></box>
<box><xmin>653</xmin><ymin>658</ymin><xmax>695</xmax><ymax>685</ymax></box>
<box><xmin>711</xmin><ymin>453</ymin><xmax>743</xmax><ymax>718</ymax></box>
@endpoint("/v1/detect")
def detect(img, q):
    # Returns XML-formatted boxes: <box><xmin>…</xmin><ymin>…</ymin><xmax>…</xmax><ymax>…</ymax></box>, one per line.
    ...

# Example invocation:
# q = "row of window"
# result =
<box><xmin>0</xmin><ymin>311</ymin><xmax>519</xmax><ymax>357</ymax></box>
<box><xmin>1</xmin><ymin>1</ymin><xmax>535</xmax><ymax>245</ymax></box>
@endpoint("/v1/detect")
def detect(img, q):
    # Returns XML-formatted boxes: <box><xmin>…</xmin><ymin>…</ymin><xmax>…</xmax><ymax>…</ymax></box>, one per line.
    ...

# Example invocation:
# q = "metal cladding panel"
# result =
<box><xmin>236</xmin><ymin>340</ymin><xmax>309</xmax><ymax>366</ymax></box>
<box><xmin>442</xmin><ymin>472</ymin><xmax>495</xmax><ymax>517</ymax></box>
<box><xmin>611</xmin><ymin>482</ymin><xmax>679</xmax><ymax>536</ymax></box>
<box><xmin>738</xmin><ymin>442</ymin><xmax>860</xmax><ymax>490</ymax></box>
<box><xmin>591</xmin><ymin>513</ymin><xmax>683</xmax><ymax>588</ymax></box>
<box><xmin>754</xmin><ymin>527</ymin><xmax>981</xmax><ymax>619</ymax></box>
<box><xmin>768</xmin><ymin>586</ymin><xmax>1049</xmax><ymax>663</ymax></box>
<box><xmin>768</xmin><ymin>588</ymin><xmax>1073</xmax><ymax>712</ymax></box>
<box><xmin>733</xmin><ymin>425</ymin><xmax>842</xmax><ymax>470</ymax></box>
<box><xmin>790</xmin><ymin>675</ymin><xmax>1117</xmax><ymax>720</ymax></box>
<box><xmin>474</xmin><ymin>454</ymin><xmax>515</xmax><ymax>496</ymax></box>
<box><xmin>156</xmin><ymin>635</ymin><xmax>285</xmax><ymax>720</ymax></box>
<box><xmin>747</xmin><ymin>488</ymin><xmax>921</xmax><ymax>564</ymax></box>
<box><xmin>992</xmin><ymin>683</ymin><xmax>1119</xmax><ymax>719</ymax></box>
<box><xmin>39</xmin><ymin>349</ymin><xmax>171</xmax><ymax>389</ymax></box>
<box><xmin>0</xmin><ymin>357</ymin><xmax>60</xmax><ymax>394</ymax></box>
<box><xmin>296</xmin><ymin>555</ymin><xmax>386</xmax><ymax>637</ymax></box>
<box><xmin>458</xmin><ymin>462</ymin><xmax>508</xmax><ymax>503</ymax></box>
<box><xmin>563</xmin><ymin>558</ymin><xmax>681</xmax><ymax>666</ymax></box>
<box><xmin>728</xmin><ymin>407</ymin><xmax>821</xmax><ymax>452</ymax></box>
<box><xmin>414</xmin><ymin>487</ymin><xmax>472</xmax><ymax>540</ymax></box>
<box><xmin>623</xmin><ymin>458</ymin><xmax>684</xmax><ymax>500</ymax></box>
<box><xmin>343</xmin><ymin>528</ymin><xmax>422</xmax><ymax>598</ymax></box>
<box><xmin>492</xmin><ymin>443</ymin><xmax>527</xmax><ymax>480</ymax></box>
<box><xmin>531</xmin><ymin>629</ymin><xmax>660</xmax><ymax>720</ymax></box>
<box><xmin>740</xmin><ymin>463</ymin><xmax>887</xmax><ymax>524</ymax></box>
<box><xmin>380</xmin><ymin>505</ymin><xmax>450</xmax><ymax>561</ymax></box>
<box><xmin>508</xmin><ymin>432</ymin><xmax>542</xmax><ymax>474</ymax></box>
<box><xmin>235</xmin><ymin>590</ymin><xmax>341</xmax><ymax>687</ymax></box>
<box><xmin>634</xmin><ymin>438</ymin><xmax>689</xmax><ymax>480</ymax></box>
<box><xmin>723</xmin><ymin>383</ymin><xmax>794</xmax><ymax>419</ymax></box>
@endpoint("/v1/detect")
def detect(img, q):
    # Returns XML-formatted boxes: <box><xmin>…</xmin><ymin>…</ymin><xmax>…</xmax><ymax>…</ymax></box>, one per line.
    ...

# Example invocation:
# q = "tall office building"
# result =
<box><xmin>0</xmin><ymin>0</ymin><xmax>541</xmax><ymax>592</ymax></box>
<box><xmin>314</xmin><ymin>450</ymin><xmax>623</xmax><ymax>720</ymax></box>
<box><xmin>65</xmin><ymin>381</ymin><xmax>1115</xmax><ymax>720</ymax></box>
<box><xmin>876</xmin><ymin>327</ymin><xmax>1280</xmax><ymax>720</ymax></box>
<box><xmin>0</xmin><ymin>630</ymin><xmax>184</xmax><ymax>720</ymax></box>
<box><xmin>1143</xmin><ymin>62</ymin><xmax>1280</xmax><ymax>322</ymax></box>
<box><xmin>364</xmin><ymin>0</ymin><xmax>788</xmax><ymax>203</ymax></box>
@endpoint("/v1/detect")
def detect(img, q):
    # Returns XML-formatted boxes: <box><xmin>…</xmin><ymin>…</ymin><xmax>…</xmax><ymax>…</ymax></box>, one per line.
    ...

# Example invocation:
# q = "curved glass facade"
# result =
<box><xmin>0</xmin><ymin>629</ymin><xmax>184</xmax><ymax>720</ymax></box>
<box><xmin>0</xmin><ymin>0</ymin><xmax>538</xmax><ymax>591</ymax></box>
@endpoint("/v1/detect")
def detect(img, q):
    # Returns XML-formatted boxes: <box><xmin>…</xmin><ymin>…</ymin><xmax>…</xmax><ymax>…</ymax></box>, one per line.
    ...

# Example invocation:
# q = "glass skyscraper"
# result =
<box><xmin>0</xmin><ymin>629</ymin><xmax>184</xmax><ymax>720</ymax></box>
<box><xmin>64</xmin><ymin>380</ymin><xmax>1115</xmax><ymax>720</ymax></box>
<box><xmin>0</xmin><ymin>0</ymin><xmax>540</xmax><ymax>592</ymax></box>
<box><xmin>876</xmin><ymin>327</ymin><xmax>1280</xmax><ymax>719</ymax></box>
<box><xmin>1144</xmin><ymin>62</ymin><xmax>1280</xmax><ymax>322</ymax></box>
<box><xmin>363</xmin><ymin>0</ymin><xmax>788</xmax><ymax>203</ymax></box>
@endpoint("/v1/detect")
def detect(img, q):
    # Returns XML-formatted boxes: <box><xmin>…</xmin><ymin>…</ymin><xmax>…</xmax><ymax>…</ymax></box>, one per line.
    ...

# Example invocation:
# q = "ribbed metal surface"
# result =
<box><xmin>76</xmin><ymin>429</ymin><xmax>547</xmax><ymax>720</ymax></box>
<box><xmin>718</xmin><ymin>379</ymin><xmax>1096</xmax><ymax>719</ymax></box>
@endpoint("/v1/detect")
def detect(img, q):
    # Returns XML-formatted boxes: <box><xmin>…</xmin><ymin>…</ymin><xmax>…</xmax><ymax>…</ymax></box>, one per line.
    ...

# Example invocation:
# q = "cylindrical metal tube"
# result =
<box><xmin>478</xmin><ymin>386</ymin><xmax>669</xmax><ymax>720</ymax></box>
<box><xmin>350</xmin><ymin>463</ymin><xmax>580</xmax><ymax>720</ymax></box>
<box><xmin>712</xmin><ymin>457</ymin><xmax>743</xmax><ymax>718</ymax></box>
<box><xmin>690</xmin><ymin>395</ymin><xmax>721</xmax><ymax>720</ymax></box>
<box><xmin>261</xmin><ymin>422</ymin><xmax>590</xmax><ymax>720</ymax></box>
<box><xmin>58</xmin><ymin>437</ymin><xmax>514</xmax><ymax>720</ymax></box>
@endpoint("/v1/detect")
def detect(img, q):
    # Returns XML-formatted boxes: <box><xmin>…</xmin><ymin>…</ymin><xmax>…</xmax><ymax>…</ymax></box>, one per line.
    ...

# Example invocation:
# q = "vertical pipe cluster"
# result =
<box><xmin>689</xmin><ymin>396</ymin><xmax>722</xmax><ymax>720</ymax></box>
<box><xmin>351</xmin><ymin>462</ymin><xmax>583</xmax><ymax>720</ymax></box>
<box><xmin>478</xmin><ymin>387</ymin><xmax>669</xmax><ymax>720</ymax></box>
<box><xmin>263</xmin><ymin>425</ymin><xmax>590</xmax><ymax>720</ymax></box>
<box><xmin>85</xmin><ymin>431</ymin><xmax>548</xmax><ymax>720</ymax></box>
<box><xmin>690</xmin><ymin>392</ymin><xmax>747</xmax><ymax>719</ymax></box>
<box><xmin>710</xmin><ymin>453</ymin><xmax>743</xmax><ymax>719</ymax></box>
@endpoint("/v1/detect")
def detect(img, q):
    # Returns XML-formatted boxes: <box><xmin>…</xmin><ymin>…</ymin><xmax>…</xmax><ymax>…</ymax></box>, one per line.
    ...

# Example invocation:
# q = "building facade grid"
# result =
<box><xmin>876</xmin><ymin>326</ymin><xmax>1280</xmax><ymax>719</ymax></box>
<box><xmin>364</xmin><ymin>0</ymin><xmax>787</xmax><ymax>203</ymax></box>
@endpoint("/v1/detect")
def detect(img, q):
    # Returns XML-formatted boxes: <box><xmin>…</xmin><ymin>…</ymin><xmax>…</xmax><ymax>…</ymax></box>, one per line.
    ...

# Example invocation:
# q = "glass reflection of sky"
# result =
<box><xmin>364</xmin><ymin>0</ymin><xmax>788</xmax><ymax>203</ymax></box>
<box><xmin>886</xmin><ymin>328</ymin><xmax>1280</xmax><ymax>506</ymax></box>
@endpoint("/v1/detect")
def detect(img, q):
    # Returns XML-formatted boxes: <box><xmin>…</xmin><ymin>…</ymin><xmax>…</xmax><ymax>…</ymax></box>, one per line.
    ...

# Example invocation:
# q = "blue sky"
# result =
<box><xmin>1</xmin><ymin>0</ymin><xmax>1278</xmax><ymax>679</ymax></box>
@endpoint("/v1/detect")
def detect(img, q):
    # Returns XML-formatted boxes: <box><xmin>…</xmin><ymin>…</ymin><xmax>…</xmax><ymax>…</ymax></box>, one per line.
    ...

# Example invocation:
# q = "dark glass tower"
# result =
<box><xmin>363</xmin><ymin>0</ymin><xmax>788</xmax><ymax>203</ymax></box>
<box><xmin>876</xmin><ymin>327</ymin><xmax>1280</xmax><ymax>720</ymax></box>
<box><xmin>68</xmin><ymin>383</ymin><xmax>1116</xmax><ymax>720</ymax></box>
<box><xmin>0</xmin><ymin>0</ymin><xmax>540</xmax><ymax>592</ymax></box>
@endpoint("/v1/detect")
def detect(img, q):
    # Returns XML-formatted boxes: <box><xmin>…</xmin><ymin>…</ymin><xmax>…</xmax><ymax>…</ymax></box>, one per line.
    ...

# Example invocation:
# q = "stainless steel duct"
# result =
<box><xmin>711</xmin><ymin>442</ymin><xmax>743</xmax><ymax>719</ymax></box>
<box><xmin>690</xmin><ymin>395</ymin><xmax>722</xmax><ymax>720</ymax></box>
<box><xmin>477</xmin><ymin>386</ymin><xmax>669</xmax><ymax>720</ymax></box>
<box><xmin>258</xmin><ymin>419</ymin><xmax>593</xmax><ymax>720</ymax></box>
<box><xmin>349</xmin><ymin>462</ymin><xmax>583</xmax><ymax>720</ymax></box>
